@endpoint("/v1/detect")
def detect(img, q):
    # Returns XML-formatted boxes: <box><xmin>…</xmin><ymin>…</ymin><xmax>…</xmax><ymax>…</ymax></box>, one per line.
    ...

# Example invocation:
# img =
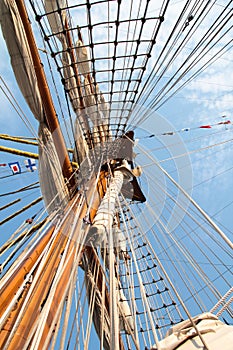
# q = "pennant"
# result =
<box><xmin>181</xmin><ymin>128</ymin><xmax>190</xmax><ymax>132</ymax></box>
<box><xmin>0</xmin><ymin>163</ymin><xmax>7</xmax><ymax>167</ymax></box>
<box><xmin>162</xmin><ymin>132</ymin><xmax>174</xmax><ymax>135</ymax></box>
<box><xmin>24</xmin><ymin>158</ymin><xmax>37</xmax><ymax>172</ymax></box>
<box><xmin>199</xmin><ymin>125</ymin><xmax>211</xmax><ymax>129</ymax></box>
<box><xmin>217</xmin><ymin>120</ymin><xmax>231</xmax><ymax>125</ymax></box>
<box><xmin>8</xmin><ymin>162</ymin><xmax>21</xmax><ymax>174</ymax></box>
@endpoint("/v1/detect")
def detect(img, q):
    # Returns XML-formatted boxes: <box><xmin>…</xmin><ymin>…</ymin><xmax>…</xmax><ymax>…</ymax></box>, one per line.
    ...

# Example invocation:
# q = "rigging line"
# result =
<box><xmin>0</xmin><ymin>197</ymin><xmax>43</xmax><ymax>227</ymax></box>
<box><xmin>0</xmin><ymin>182</ymin><xmax>40</xmax><ymax>198</ymax></box>
<box><xmin>0</xmin><ymin>77</ymin><xmax>70</xmax><ymax>172</ymax></box>
<box><xmin>146</xmin><ymin>208</ymin><xmax>208</xmax><ymax>313</ymax></box>
<box><xmin>107</xmin><ymin>0</ymin><xmax>110</xmax><ymax>114</ymax></box>
<box><xmin>0</xmin><ymin>219</ymin><xmax>47</xmax><ymax>273</ymax></box>
<box><xmin>123</xmin><ymin>0</ymin><xmax>170</xmax><ymax>130</ymax></box>
<box><xmin>134</xmin><ymin>0</ymin><xmax>197</xmax><ymax>109</ymax></box>
<box><xmin>137</xmin><ymin>139</ymin><xmax>233</xmax><ymax>250</ymax></box>
<box><xmin>147</xmin><ymin>127</ymin><xmax>231</xmax><ymax>154</ymax></box>
<box><xmin>149</xmin><ymin>13</ymin><xmax>233</xmax><ymax>112</ymax></box>
<box><xmin>143</xmin><ymin>162</ymin><xmax>232</xmax><ymax>263</ymax></box>
<box><xmin>59</xmin><ymin>270</ymin><xmax>77</xmax><ymax>350</ymax></box>
<box><xmin>137</xmin><ymin>0</ymin><xmax>218</xmax><ymax>110</ymax></box>
<box><xmin>74</xmin><ymin>278</ymin><xmax>88</xmax><ymax>349</ymax></box>
<box><xmin>109</xmin><ymin>0</ymin><xmax>122</xmax><ymax>110</ymax></box>
<box><xmin>134</xmin><ymin>36</ymin><xmax>233</xmax><ymax>123</ymax></box>
<box><xmin>0</xmin><ymin>77</ymin><xmax>38</xmax><ymax>140</ymax></box>
<box><xmin>120</xmin><ymin>236</ymin><xmax>141</xmax><ymax>344</ymax></box>
<box><xmin>118</xmin><ymin>194</ymin><xmax>202</xmax><ymax>340</ymax></box>
<box><xmin>210</xmin><ymin>287</ymin><xmax>233</xmax><ymax>313</ymax></box>
<box><xmin>143</xmin><ymin>137</ymin><xmax>233</xmax><ymax>167</ymax></box>
<box><xmin>100</xmin><ymin>243</ymin><xmax>107</xmax><ymax>350</ymax></box>
<box><xmin>0</xmin><ymin>215</ymin><xmax>56</xmax><ymax>293</ymax></box>
<box><xmin>28</xmin><ymin>249</ymin><xmax>75</xmax><ymax>349</ymax></box>
<box><xmin>116</xmin><ymin>201</ymin><xmax>152</xmax><ymax>338</ymax></box>
<box><xmin>117</xmin><ymin>0</ymin><xmax>146</xmax><ymax>123</ymax></box>
<box><xmin>169</xmin><ymin>133</ymin><xmax>233</xmax><ymax>174</ymax></box>
<box><xmin>0</xmin><ymin>219</ymin><xmax>47</xmax><ymax>259</ymax></box>
<box><xmin>133</xmin><ymin>240</ymin><xmax>179</xmax><ymax>334</ymax></box>
<box><xmin>0</xmin><ymin>173</ymin><xmax>37</xmax><ymax>185</ymax></box>
<box><xmin>139</xmin><ymin>231</ymin><xmax>211</xmax><ymax>349</ymax></box>
<box><xmin>5</xmin><ymin>211</ymin><xmax>72</xmax><ymax>348</ymax></box>
<box><xmin>66</xmin><ymin>272</ymin><xmax>87</xmax><ymax>349</ymax></box>
<box><xmin>122</xmin><ymin>188</ymin><xmax>212</xmax><ymax>314</ymax></box>
<box><xmin>193</xmin><ymin>164</ymin><xmax>233</xmax><ymax>190</ymax></box>
<box><xmin>49</xmin><ymin>305</ymin><xmax>64</xmax><ymax>350</ymax></box>
<box><xmin>153</xmin><ymin>178</ymin><xmax>233</xmax><ymax>267</ymax></box>
<box><xmin>118</xmin><ymin>0</ymin><xmax>135</xmax><ymax>103</ymax></box>
<box><xmin>157</xmin><ymin>208</ymin><xmax>225</xmax><ymax>310</ymax></box>
<box><xmin>216</xmin><ymin>295</ymin><xmax>233</xmax><ymax>317</ymax></box>
<box><xmin>32</xmin><ymin>217</ymin><xmax>85</xmax><ymax>350</ymax></box>
<box><xmin>84</xmin><ymin>247</ymin><xmax>102</xmax><ymax>350</ymax></box>
<box><xmin>115</xmin><ymin>0</ymin><xmax>136</xmax><ymax>126</ymax></box>
<box><xmin>0</xmin><ymin>198</ymin><xmax>21</xmax><ymax>212</ymax></box>
<box><xmin>146</xmin><ymin>25</ymin><xmax>232</xmax><ymax>116</ymax></box>
<box><xmin>149</xmin><ymin>37</ymin><xmax>233</xmax><ymax>114</ymax></box>
<box><xmin>0</xmin><ymin>133</ymin><xmax>74</xmax><ymax>152</ymax></box>
<box><xmin>132</xmin><ymin>1</ymin><xmax>230</xmax><ymax>123</ymax></box>
<box><xmin>116</xmin><ymin>197</ymin><xmax>160</xmax><ymax>348</ymax></box>
<box><xmin>62</xmin><ymin>8</ymin><xmax>91</xmax><ymax>154</ymax></box>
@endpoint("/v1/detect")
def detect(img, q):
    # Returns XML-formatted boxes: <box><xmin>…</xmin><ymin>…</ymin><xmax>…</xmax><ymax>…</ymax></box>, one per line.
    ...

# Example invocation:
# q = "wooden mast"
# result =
<box><xmin>15</xmin><ymin>0</ymin><xmax>75</xmax><ymax>189</ymax></box>
<box><xmin>0</xmin><ymin>2</ymin><xmax>125</xmax><ymax>348</ymax></box>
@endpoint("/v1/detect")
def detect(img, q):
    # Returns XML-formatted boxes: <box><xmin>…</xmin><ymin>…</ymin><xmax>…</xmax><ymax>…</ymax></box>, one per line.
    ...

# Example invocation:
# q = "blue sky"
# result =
<box><xmin>0</xmin><ymin>0</ymin><xmax>232</xmax><ymax>347</ymax></box>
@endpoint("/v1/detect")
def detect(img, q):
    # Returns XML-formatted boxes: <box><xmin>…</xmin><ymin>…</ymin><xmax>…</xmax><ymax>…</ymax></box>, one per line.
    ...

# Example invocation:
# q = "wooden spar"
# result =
<box><xmin>0</xmin><ymin>194</ymin><xmax>83</xmax><ymax>349</ymax></box>
<box><xmin>0</xmin><ymin>172</ymin><xmax>125</xmax><ymax>349</ymax></box>
<box><xmin>15</xmin><ymin>0</ymin><xmax>74</xmax><ymax>189</ymax></box>
<box><xmin>0</xmin><ymin>145</ymin><xmax>39</xmax><ymax>159</ymax></box>
<box><xmin>0</xmin><ymin>225</ymin><xmax>55</xmax><ymax>321</ymax></box>
<box><xmin>0</xmin><ymin>219</ymin><xmax>47</xmax><ymax>256</ymax></box>
<box><xmin>0</xmin><ymin>145</ymin><xmax>78</xmax><ymax>168</ymax></box>
<box><xmin>0</xmin><ymin>198</ymin><xmax>21</xmax><ymax>211</ymax></box>
<box><xmin>0</xmin><ymin>197</ymin><xmax>43</xmax><ymax>226</ymax></box>
<box><xmin>0</xmin><ymin>134</ymin><xmax>38</xmax><ymax>146</ymax></box>
<box><xmin>0</xmin><ymin>134</ymin><xmax>74</xmax><ymax>153</ymax></box>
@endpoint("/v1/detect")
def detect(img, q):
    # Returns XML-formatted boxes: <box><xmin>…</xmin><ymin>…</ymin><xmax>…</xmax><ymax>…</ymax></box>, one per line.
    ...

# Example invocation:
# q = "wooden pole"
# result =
<box><xmin>15</xmin><ymin>0</ymin><xmax>74</xmax><ymax>189</ymax></box>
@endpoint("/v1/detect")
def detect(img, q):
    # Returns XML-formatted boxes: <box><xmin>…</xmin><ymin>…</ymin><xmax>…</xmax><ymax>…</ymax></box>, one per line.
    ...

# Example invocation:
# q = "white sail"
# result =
<box><xmin>0</xmin><ymin>0</ymin><xmax>43</xmax><ymax>121</ymax></box>
<box><xmin>151</xmin><ymin>313</ymin><xmax>233</xmax><ymax>350</ymax></box>
<box><xmin>38</xmin><ymin>123</ymin><xmax>68</xmax><ymax>213</ymax></box>
<box><xmin>44</xmin><ymin>0</ymin><xmax>66</xmax><ymax>38</ymax></box>
<box><xmin>76</xmin><ymin>39</ymin><xmax>91</xmax><ymax>77</ymax></box>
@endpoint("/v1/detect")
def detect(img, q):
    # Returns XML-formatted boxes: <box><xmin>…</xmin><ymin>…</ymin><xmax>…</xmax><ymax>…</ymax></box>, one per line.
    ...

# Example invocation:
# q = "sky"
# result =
<box><xmin>0</xmin><ymin>0</ymin><xmax>232</xmax><ymax>347</ymax></box>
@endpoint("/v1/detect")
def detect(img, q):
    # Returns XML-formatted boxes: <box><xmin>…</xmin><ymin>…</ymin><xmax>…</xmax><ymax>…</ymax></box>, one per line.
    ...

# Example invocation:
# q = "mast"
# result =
<box><xmin>0</xmin><ymin>1</ymin><xmax>233</xmax><ymax>349</ymax></box>
<box><xmin>15</xmin><ymin>0</ymin><xmax>74</xmax><ymax>189</ymax></box>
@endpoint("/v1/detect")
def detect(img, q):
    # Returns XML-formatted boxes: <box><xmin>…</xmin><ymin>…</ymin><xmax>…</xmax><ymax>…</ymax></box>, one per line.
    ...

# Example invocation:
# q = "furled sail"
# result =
<box><xmin>45</xmin><ymin>0</ymin><xmax>91</xmax><ymax>163</ymax></box>
<box><xmin>39</xmin><ymin>123</ymin><xmax>68</xmax><ymax>213</ymax></box>
<box><xmin>0</xmin><ymin>0</ymin><xmax>43</xmax><ymax>121</ymax></box>
<box><xmin>0</xmin><ymin>0</ymin><xmax>69</xmax><ymax>213</ymax></box>
<box><xmin>151</xmin><ymin>313</ymin><xmax>233</xmax><ymax>350</ymax></box>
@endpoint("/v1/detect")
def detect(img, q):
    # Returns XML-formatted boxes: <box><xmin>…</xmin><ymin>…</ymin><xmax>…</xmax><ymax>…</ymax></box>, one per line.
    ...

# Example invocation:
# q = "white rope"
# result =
<box><xmin>216</xmin><ymin>295</ymin><xmax>233</xmax><ymax>317</ymax></box>
<box><xmin>137</xmin><ymin>141</ymin><xmax>233</xmax><ymax>250</ymax></box>
<box><xmin>210</xmin><ymin>287</ymin><xmax>233</xmax><ymax>313</ymax></box>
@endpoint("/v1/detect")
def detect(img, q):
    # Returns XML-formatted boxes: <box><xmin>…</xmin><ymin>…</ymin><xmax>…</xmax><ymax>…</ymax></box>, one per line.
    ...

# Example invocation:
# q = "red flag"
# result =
<box><xmin>199</xmin><ymin>125</ymin><xmax>211</xmax><ymax>129</ymax></box>
<box><xmin>217</xmin><ymin>120</ymin><xmax>231</xmax><ymax>125</ymax></box>
<box><xmin>0</xmin><ymin>163</ymin><xmax>7</xmax><ymax>166</ymax></box>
